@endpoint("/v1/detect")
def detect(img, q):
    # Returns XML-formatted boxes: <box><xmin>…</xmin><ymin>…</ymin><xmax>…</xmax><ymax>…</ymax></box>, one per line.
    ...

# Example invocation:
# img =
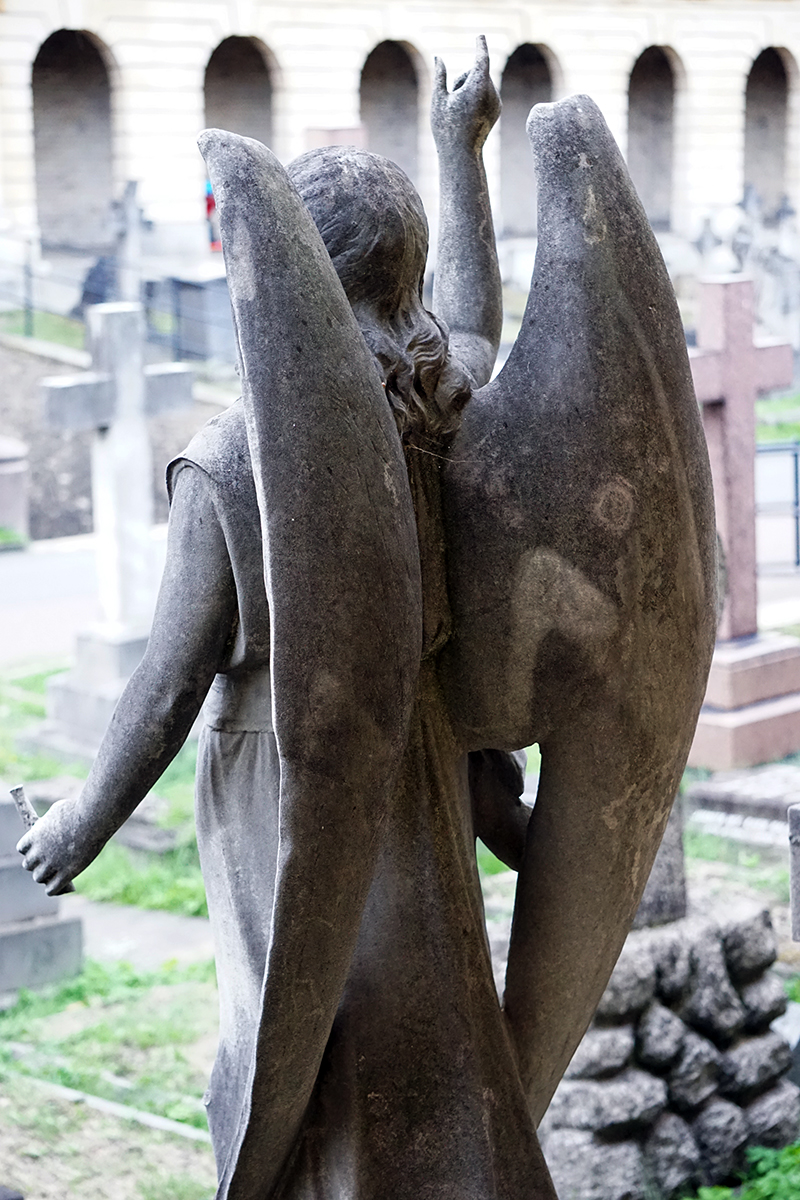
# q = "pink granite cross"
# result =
<box><xmin>691</xmin><ymin>277</ymin><xmax>793</xmax><ymax>640</ymax></box>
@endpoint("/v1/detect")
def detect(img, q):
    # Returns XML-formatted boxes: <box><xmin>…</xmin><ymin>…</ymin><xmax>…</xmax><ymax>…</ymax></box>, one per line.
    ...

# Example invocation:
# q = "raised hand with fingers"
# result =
<box><xmin>431</xmin><ymin>34</ymin><xmax>501</xmax><ymax>156</ymax></box>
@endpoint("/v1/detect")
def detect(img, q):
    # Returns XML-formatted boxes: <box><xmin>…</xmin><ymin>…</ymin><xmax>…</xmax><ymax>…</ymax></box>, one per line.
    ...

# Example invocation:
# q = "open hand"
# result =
<box><xmin>431</xmin><ymin>35</ymin><xmax>501</xmax><ymax>156</ymax></box>
<box><xmin>17</xmin><ymin>797</ymin><xmax>93</xmax><ymax>896</ymax></box>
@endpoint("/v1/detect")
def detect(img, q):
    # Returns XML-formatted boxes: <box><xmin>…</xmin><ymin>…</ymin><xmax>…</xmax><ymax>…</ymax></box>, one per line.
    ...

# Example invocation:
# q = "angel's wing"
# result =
<box><xmin>440</xmin><ymin>97</ymin><xmax>717</xmax><ymax>1120</ymax></box>
<box><xmin>199</xmin><ymin>131</ymin><xmax>422</xmax><ymax>1199</ymax></box>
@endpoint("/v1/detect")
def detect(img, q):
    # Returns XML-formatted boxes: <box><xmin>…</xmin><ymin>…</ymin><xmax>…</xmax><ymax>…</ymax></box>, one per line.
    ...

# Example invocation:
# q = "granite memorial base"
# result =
<box><xmin>690</xmin><ymin>632</ymin><xmax>800</xmax><ymax>770</ymax></box>
<box><xmin>0</xmin><ymin>794</ymin><xmax>81</xmax><ymax>995</ymax></box>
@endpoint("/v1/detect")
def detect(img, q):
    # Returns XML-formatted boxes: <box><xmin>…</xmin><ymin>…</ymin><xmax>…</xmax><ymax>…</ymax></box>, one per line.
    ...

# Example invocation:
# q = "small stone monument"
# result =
<box><xmin>689</xmin><ymin>276</ymin><xmax>800</xmax><ymax>769</ymax></box>
<box><xmin>0</xmin><ymin>793</ymin><xmax>81</xmax><ymax>995</ymax></box>
<box><xmin>38</xmin><ymin>302</ymin><xmax>193</xmax><ymax>757</ymax></box>
<box><xmin>0</xmin><ymin>435</ymin><xmax>29</xmax><ymax>548</ymax></box>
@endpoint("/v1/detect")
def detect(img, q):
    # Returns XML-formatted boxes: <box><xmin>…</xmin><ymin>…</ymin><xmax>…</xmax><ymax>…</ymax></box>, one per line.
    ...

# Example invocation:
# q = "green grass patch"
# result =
<box><xmin>0</xmin><ymin>307</ymin><xmax>85</xmax><ymax>350</ymax></box>
<box><xmin>476</xmin><ymin>839</ymin><xmax>508</xmax><ymax>876</ymax></box>
<box><xmin>0</xmin><ymin>959</ymin><xmax>217</xmax><ymax>1136</ymax></box>
<box><xmin>681</xmin><ymin>1141</ymin><xmax>800</xmax><ymax>1198</ymax></box>
<box><xmin>75</xmin><ymin>841</ymin><xmax>207</xmax><ymax>918</ymax></box>
<box><xmin>137</xmin><ymin>1174</ymin><xmax>213</xmax><ymax>1200</ymax></box>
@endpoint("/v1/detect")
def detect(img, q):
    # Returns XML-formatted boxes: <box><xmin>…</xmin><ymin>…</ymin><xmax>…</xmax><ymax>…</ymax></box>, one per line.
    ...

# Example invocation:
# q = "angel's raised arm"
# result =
<box><xmin>431</xmin><ymin>35</ymin><xmax>502</xmax><ymax>387</ymax></box>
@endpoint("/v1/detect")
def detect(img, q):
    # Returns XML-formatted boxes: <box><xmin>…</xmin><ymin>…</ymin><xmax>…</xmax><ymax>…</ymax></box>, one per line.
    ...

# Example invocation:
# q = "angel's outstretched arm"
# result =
<box><xmin>17</xmin><ymin>466</ymin><xmax>236</xmax><ymax>895</ymax></box>
<box><xmin>431</xmin><ymin>35</ymin><xmax>502</xmax><ymax>387</ymax></box>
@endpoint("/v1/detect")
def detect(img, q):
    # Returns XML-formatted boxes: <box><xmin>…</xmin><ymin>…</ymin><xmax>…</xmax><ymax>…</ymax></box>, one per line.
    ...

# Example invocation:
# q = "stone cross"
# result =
<box><xmin>114</xmin><ymin>180</ymin><xmax>144</xmax><ymax>304</ymax></box>
<box><xmin>43</xmin><ymin>302</ymin><xmax>192</xmax><ymax>632</ymax></box>
<box><xmin>690</xmin><ymin>276</ymin><xmax>793</xmax><ymax>641</ymax></box>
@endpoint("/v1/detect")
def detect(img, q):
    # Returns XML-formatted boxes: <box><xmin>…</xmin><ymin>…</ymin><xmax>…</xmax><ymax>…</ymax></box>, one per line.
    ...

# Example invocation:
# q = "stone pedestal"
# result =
<box><xmin>0</xmin><ymin>796</ymin><xmax>82</xmax><ymax>996</ymax></box>
<box><xmin>0</xmin><ymin>435</ymin><xmax>29</xmax><ymax>546</ymax></box>
<box><xmin>689</xmin><ymin>633</ymin><xmax>800</xmax><ymax>770</ymax></box>
<box><xmin>33</xmin><ymin>626</ymin><xmax>148</xmax><ymax>762</ymax></box>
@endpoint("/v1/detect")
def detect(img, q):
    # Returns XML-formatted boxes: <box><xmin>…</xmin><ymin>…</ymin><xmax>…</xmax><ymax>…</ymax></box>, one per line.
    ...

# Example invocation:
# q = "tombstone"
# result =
<box><xmin>35</xmin><ymin>302</ymin><xmax>193</xmax><ymax>758</ymax></box>
<box><xmin>745</xmin><ymin>49</ymin><xmax>788</xmax><ymax>224</ymax></box>
<box><xmin>32</xmin><ymin>29</ymin><xmax>114</xmax><ymax>253</ymax></box>
<box><xmin>360</xmin><ymin>41</ymin><xmax>419</xmax><ymax>182</ymax></box>
<box><xmin>627</xmin><ymin>46</ymin><xmax>676</xmax><ymax>231</ymax></box>
<box><xmin>205</xmin><ymin>36</ymin><xmax>273</xmax><ymax>147</ymax></box>
<box><xmin>689</xmin><ymin>276</ymin><xmax>799</xmax><ymax>769</ymax></box>
<box><xmin>0</xmin><ymin>793</ymin><xmax>81</xmax><ymax>995</ymax></box>
<box><xmin>0</xmin><ymin>437</ymin><xmax>29</xmax><ymax>548</ymax></box>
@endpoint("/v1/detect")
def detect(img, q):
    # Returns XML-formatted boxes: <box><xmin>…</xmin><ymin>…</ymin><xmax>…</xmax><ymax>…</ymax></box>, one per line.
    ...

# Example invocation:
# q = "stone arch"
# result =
<box><xmin>500</xmin><ymin>44</ymin><xmax>555</xmax><ymax>236</ymax></box>
<box><xmin>360</xmin><ymin>41</ymin><xmax>420</xmax><ymax>183</ymax></box>
<box><xmin>32</xmin><ymin>29</ymin><xmax>116</xmax><ymax>252</ymax></box>
<box><xmin>204</xmin><ymin>36</ymin><xmax>275</xmax><ymax>147</ymax></box>
<box><xmin>745</xmin><ymin>48</ymin><xmax>790</xmax><ymax>221</ymax></box>
<box><xmin>627</xmin><ymin>46</ymin><xmax>677</xmax><ymax>231</ymax></box>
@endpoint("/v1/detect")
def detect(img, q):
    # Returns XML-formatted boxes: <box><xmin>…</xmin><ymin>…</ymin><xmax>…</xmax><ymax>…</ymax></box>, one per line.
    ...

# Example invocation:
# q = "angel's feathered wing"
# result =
<box><xmin>199</xmin><ymin>131</ymin><xmax>422</xmax><ymax>1200</ymax></box>
<box><xmin>440</xmin><ymin>97</ymin><xmax>717</xmax><ymax>1120</ymax></box>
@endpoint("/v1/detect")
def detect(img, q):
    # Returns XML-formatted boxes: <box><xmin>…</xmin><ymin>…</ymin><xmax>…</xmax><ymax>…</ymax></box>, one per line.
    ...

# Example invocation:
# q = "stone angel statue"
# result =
<box><xmin>18</xmin><ymin>38</ymin><xmax>716</xmax><ymax>1200</ymax></box>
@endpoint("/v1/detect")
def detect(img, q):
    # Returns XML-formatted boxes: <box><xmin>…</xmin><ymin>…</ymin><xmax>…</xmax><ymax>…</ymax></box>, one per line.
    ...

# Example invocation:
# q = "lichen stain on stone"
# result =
<box><xmin>582</xmin><ymin>186</ymin><xmax>608</xmax><ymax>245</ymax></box>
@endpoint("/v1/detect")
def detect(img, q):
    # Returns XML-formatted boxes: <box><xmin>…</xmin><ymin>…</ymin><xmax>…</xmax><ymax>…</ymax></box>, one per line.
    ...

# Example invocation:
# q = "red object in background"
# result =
<box><xmin>206</xmin><ymin>179</ymin><xmax>221</xmax><ymax>252</ymax></box>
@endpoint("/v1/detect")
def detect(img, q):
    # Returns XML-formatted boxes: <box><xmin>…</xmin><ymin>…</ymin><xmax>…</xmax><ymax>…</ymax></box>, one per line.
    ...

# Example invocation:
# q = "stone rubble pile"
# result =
<box><xmin>539</xmin><ymin>908</ymin><xmax>800</xmax><ymax>1200</ymax></box>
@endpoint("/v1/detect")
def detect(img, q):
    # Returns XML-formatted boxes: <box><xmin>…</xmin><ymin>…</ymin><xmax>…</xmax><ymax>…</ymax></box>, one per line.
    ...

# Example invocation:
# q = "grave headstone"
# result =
<box><xmin>0</xmin><ymin>793</ymin><xmax>81</xmax><ymax>995</ymax></box>
<box><xmin>0</xmin><ymin>435</ymin><xmax>29</xmax><ymax>547</ymax></box>
<box><xmin>689</xmin><ymin>276</ymin><xmax>800</xmax><ymax>769</ymax></box>
<box><xmin>36</xmin><ymin>302</ymin><xmax>193</xmax><ymax>758</ymax></box>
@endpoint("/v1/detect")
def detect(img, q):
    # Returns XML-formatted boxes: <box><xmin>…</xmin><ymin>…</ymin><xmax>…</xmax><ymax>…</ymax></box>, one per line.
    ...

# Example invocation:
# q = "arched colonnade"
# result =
<box><xmin>27</xmin><ymin>27</ymin><xmax>800</xmax><ymax>253</ymax></box>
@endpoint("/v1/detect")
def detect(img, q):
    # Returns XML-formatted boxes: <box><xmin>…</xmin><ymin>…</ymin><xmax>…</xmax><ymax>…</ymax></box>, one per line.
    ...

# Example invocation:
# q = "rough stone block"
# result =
<box><xmin>643</xmin><ymin>1112</ymin><xmax>702</xmax><ymax>1200</ymax></box>
<box><xmin>543</xmin><ymin>1128</ymin><xmax>648</xmax><ymax>1200</ymax></box>
<box><xmin>723</xmin><ymin>910</ymin><xmax>777</xmax><ymax>983</ymax></box>
<box><xmin>718</xmin><ymin>1032</ymin><xmax>793</xmax><ymax>1104</ymax></box>
<box><xmin>595</xmin><ymin>935</ymin><xmax>656</xmax><ymax>1020</ymax></box>
<box><xmin>738</xmin><ymin>973</ymin><xmax>788</xmax><ymax>1034</ymax></box>
<box><xmin>548</xmin><ymin>1069</ymin><xmax>667</xmax><ymax>1135</ymax></box>
<box><xmin>667</xmin><ymin>1030</ymin><xmax>721</xmax><ymax>1112</ymax></box>
<box><xmin>565</xmin><ymin>1026</ymin><xmax>635</xmax><ymax>1080</ymax></box>
<box><xmin>651</xmin><ymin>925</ymin><xmax>691</xmax><ymax>1003</ymax></box>
<box><xmin>692</xmin><ymin>1097</ymin><xmax>749</xmax><ymax>1184</ymax></box>
<box><xmin>636</xmin><ymin>1001</ymin><xmax>686</xmax><ymax>1071</ymax></box>
<box><xmin>0</xmin><ymin>856</ymin><xmax>59</xmax><ymax>923</ymax></box>
<box><xmin>679</xmin><ymin>924</ymin><xmax>746</xmax><ymax>1044</ymax></box>
<box><xmin>744</xmin><ymin>1079</ymin><xmax>800</xmax><ymax>1148</ymax></box>
<box><xmin>0</xmin><ymin>915</ymin><xmax>82</xmax><ymax>991</ymax></box>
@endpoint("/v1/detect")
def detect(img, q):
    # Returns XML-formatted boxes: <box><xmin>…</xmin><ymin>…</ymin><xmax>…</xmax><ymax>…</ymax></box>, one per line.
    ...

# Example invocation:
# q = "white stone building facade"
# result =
<box><xmin>0</xmin><ymin>0</ymin><xmax>798</xmax><ymax>284</ymax></box>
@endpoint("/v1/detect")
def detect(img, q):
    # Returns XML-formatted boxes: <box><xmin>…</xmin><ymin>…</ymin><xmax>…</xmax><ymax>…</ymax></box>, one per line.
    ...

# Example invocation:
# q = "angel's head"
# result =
<box><xmin>287</xmin><ymin>146</ymin><xmax>471</xmax><ymax>441</ymax></box>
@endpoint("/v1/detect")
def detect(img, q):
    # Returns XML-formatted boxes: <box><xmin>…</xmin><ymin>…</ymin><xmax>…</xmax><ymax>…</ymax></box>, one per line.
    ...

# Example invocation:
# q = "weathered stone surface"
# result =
<box><xmin>718</xmin><ymin>1031</ymin><xmax>793</xmax><ymax>1103</ymax></box>
<box><xmin>596</xmin><ymin>937</ymin><xmax>656</xmax><ymax>1021</ymax></box>
<box><xmin>565</xmin><ymin>1026</ymin><xmax>635</xmax><ymax>1080</ymax></box>
<box><xmin>643</xmin><ymin>1112</ymin><xmax>702</xmax><ymax>1200</ymax></box>
<box><xmin>651</xmin><ymin>924</ymin><xmax>692</xmax><ymax>1004</ymax></box>
<box><xmin>543</xmin><ymin>1128</ymin><xmax>648</xmax><ymax>1200</ymax></box>
<box><xmin>548</xmin><ymin>1070</ymin><xmax>667</xmax><ymax>1135</ymax></box>
<box><xmin>668</xmin><ymin>1030</ymin><xmax>721</xmax><ymax>1112</ymax></box>
<box><xmin>692</xmin><ymin>1097</ymin><xmax>749</xmax><ymax>1183</ymax></box>
<box><xmin>679</xmin><ymin>924</ymin><xmax>746</xmax><ymax>1045</ymax></box>
<box><xmin>739</xmin><ymin>972</ymin><xmax>788</xmax><ymax>1034</ymax></box>
<box><xmin>636</xmin><ymin>1001</ymin><xmax>686</xmax><ymax>1071</ymax></box>
<box><xmin>744</xmin><ymin>1079</ymin><xmax>800</xmax><ymax>1148</ymax></box>
<box><xmin>723</xmin><ymin>910</ymin><xmax>777</xmax><ymax>983</ymax></box>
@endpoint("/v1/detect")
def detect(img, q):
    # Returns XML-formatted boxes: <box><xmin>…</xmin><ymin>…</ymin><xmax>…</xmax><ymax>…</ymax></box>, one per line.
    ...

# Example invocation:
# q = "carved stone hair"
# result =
<box><xmin>287</xmin><ymin>146</ymin><xmax>472</xmax><ymax>442</ymax></box>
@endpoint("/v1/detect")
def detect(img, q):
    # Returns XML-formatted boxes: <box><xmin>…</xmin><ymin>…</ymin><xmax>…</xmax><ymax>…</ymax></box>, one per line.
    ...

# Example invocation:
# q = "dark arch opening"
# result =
<box><xmin>627</xmin><ymin>46</ymin><xmax>675</xmax><ymax>231</ymax></box>
<box><xmin>204</xmin><ymin>36</ymin><xmax>273</xmax><ymax>146</ymax></box>
<box><xmin>745</xmin><ymin>49</ymin><xmax>789</xmax><ymax>221</ymax></box>
<box><xmin>32</xmin><ymin>29</ymin><xmax>114</xmax><ymax>252</ymax></box>
<box><xmin>500</xmin><ymin>44</ymin><xmax>553</xmax><ymax>236</ymax></box>
<box><xmin>360</xmin><ymin>41</ymin><xmax>419</xmax><ymax>182</ymax></box>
